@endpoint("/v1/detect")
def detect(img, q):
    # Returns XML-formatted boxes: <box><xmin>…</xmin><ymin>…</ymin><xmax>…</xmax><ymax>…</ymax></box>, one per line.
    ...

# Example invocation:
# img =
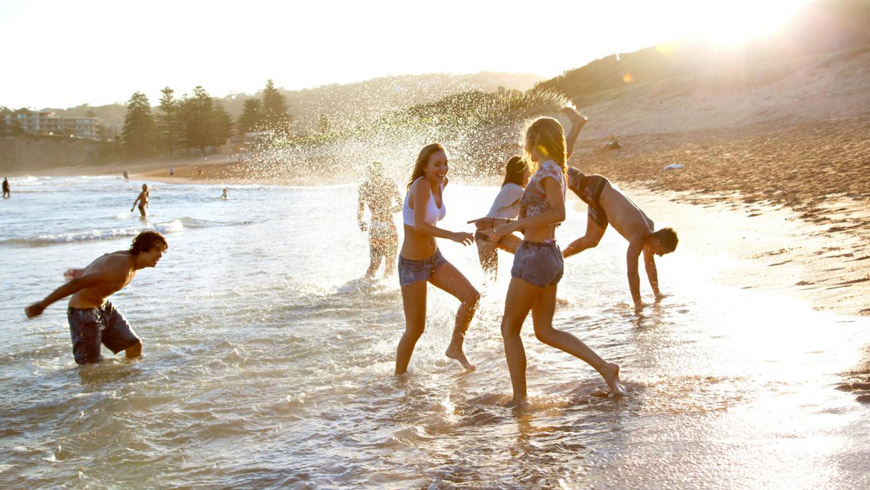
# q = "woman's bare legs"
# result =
<box><xmin>429</xmin><ymin>262</ymin><xmax>480</xmax><ymax>370</ymax></box>
<box><xmin>396</xmin><ymin>280</ymin><xmax>427</xmax><ymax>375</ymax></box>
<box><xmin>500</xmin><ymin>277</ymin><xmax>542</xmax><ymax>405</ymax></box>
<box><xmin>532</xmin><ymin>285</ymin><xmax>626</xmax><ymax>395</ymax></box>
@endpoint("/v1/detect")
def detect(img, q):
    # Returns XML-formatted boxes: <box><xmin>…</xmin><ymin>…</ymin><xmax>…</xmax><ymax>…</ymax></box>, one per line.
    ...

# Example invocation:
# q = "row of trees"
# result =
<box><xmin>122</xmin><ymin>80</ymin><xmax>292</xmax><ymax>158</ymax></box>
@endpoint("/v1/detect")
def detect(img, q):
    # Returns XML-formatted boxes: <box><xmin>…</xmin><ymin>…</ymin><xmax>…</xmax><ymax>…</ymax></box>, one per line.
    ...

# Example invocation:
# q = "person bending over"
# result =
<box><xmin>25</xmin><ymin>231</ymin><xmax>168</xmax><ymax>365</ymax></box>
<box><xmin>563</xmin><ymin>168</ymin><xmax>678</xmax><ymax>308</ymax></box>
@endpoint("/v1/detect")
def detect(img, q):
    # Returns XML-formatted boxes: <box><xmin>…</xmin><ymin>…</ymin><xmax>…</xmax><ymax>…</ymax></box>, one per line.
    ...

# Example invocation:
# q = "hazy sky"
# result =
<box><xmin>0</xmin><ymin>0</ymin><xmax>813</xmax><ymax>109</ymax></box>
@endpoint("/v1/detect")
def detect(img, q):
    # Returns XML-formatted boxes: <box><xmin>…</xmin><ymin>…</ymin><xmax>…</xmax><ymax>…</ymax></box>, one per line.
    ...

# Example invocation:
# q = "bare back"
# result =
<box><xmin>68</xmin><ymin>251</ymin><xmax>136</xmax><ymax>308</ymax></box>
<box><xmin>360</xmin><ymin>177</ymin><xmax>400</xmax><ymax>223</ymax></box>
<box><xmin>598</xmin><ymin>182</ymin><xmax>654</xmax><ymax>243</ymax></box>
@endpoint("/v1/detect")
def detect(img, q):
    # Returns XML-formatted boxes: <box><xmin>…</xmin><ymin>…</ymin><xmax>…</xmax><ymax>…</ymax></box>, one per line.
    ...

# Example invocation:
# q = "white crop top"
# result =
<box><xmin>485</xmin><ymin>183</ymin><xmax>523</xmax><ymax>219</ymax></box>
<box><xmin>403</xmin><ymin>178</ymin><xmax>446</xmax><ymax>226</ymax></box>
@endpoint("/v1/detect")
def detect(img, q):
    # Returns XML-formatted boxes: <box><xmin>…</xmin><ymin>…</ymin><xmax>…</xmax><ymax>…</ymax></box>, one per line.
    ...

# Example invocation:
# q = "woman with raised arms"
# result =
<box><xmin>395</xmin><ymin>143</ymin><xmax>480</xmax><ymax>375</ymax></box>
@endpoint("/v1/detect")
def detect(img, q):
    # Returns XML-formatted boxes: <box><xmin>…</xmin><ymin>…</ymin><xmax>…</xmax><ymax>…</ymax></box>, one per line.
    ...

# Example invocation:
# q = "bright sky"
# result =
<box><xmin>0</xmin><ymin>0</ymin><xmax>814</xmax><ymax>109</ymax></box>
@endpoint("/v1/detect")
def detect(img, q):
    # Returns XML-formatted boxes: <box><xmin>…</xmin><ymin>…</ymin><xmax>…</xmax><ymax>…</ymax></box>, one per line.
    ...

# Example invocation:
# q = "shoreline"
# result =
<box><xmin>6</xmin><ymin>117</ymin><xmax>869</xmax><ymax>316</ymax></box>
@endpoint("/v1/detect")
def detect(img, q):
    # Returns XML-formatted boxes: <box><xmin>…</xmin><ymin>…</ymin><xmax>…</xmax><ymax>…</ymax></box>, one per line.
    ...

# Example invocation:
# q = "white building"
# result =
<box><xmin>4</xmin><ymin>111</ymin><xmax>101</xmax><ymax>139</ymax></box>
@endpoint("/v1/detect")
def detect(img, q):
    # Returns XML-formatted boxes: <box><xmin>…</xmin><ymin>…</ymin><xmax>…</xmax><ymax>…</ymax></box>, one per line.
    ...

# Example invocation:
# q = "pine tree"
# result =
<box><xmin>179</xmin><ymin>86</ymin><xmax>215</xmax><ymax>152</ymax></box>
<box><xmin>237</xmin><ymin>98</ymin><xmax>262</xmax><ymax>136</ymax></box>
<box><xmin>261</xmin><ymin>79</ymin><xmax>290</xmax><ymax>132</ymax></box>
<box><xmin>212</xmin><ymin>101</ymin><xmax>234</xmax><ymax>149</ymax></box>
<box><xmin>122</xmin><ymin>92</ymin><xmax>156</xmax><ymax>158</ymax></box>
<box><xmin>157</xmin><ymin>87</ymin><xmax>180</xmax><ymax>156</ymax></box>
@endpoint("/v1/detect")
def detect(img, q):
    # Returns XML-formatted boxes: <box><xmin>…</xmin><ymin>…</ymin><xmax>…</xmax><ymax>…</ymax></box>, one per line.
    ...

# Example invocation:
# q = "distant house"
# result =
<box><xmin>3</xmin><ymin>110</ymin><xmax>102</xmax><ymax>139</ymax></box>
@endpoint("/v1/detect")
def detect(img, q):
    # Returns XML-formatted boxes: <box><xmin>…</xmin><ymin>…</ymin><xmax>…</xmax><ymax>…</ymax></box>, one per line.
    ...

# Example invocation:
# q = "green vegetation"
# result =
<box><xmin>121</xmin><ymin>85</ymin><xmax>237</xmax><ymax>158</ymax></box>
<box><xmin>122</xmin><ymin>92</ymin><xmax>156</xmax><ymax>158</ymax></box>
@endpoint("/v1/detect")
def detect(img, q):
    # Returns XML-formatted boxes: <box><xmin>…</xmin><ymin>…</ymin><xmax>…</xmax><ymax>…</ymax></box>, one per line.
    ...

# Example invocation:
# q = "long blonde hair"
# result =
<box><xmin>524</xmin><ymin>117</ymin><xmax>567</xmax><ymax>175</ymax></box>
<box><xmin>407</xmin><ymin>143</ymin><xmax>446</xmax><ymax>190</ymax></box>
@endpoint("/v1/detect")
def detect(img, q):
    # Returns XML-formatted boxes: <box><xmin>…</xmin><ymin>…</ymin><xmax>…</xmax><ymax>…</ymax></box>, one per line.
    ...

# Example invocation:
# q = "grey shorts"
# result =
<box><xmin>511</xmin><ymin>241</ymin><xmax>564</xmax><ymax>288</ymax></box>
<box><xmin>67</xmin><ymin>302</ymin><xmax>141</xmax><ymax>365</ymax></box>
<box><xmin>398</xmin><ymin>249</ymin><xmax>449</xmax><ymax>286</ymax></box>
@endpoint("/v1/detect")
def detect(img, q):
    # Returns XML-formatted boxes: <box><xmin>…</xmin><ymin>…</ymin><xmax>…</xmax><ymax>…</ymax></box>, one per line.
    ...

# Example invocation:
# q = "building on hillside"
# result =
<box><xmin>3</xmin><ymin>111</ymin><xmax>102</xmax><ymax>139</ymax></box>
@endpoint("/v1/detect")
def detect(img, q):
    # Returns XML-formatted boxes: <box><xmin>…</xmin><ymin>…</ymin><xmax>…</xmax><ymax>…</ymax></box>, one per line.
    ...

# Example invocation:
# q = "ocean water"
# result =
<box><xmin>0</xmin><ymin>176</ymin><xmax>868</xmax><ymax>489</ymax></box>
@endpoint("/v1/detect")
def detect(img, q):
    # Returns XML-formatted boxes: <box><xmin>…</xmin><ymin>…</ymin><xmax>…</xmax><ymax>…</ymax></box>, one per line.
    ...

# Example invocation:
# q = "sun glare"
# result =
<box><xmin>674</xmin><ymin>0</ymin><xmax>811</xmax><ymax>46</ymax></box>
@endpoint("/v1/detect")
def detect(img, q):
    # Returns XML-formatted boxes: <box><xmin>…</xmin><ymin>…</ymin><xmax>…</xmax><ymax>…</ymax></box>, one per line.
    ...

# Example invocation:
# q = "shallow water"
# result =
<box><xmin>1</xmin><ymin>176</ymin><xmax>868</xmax><ymax>488</ymax></box>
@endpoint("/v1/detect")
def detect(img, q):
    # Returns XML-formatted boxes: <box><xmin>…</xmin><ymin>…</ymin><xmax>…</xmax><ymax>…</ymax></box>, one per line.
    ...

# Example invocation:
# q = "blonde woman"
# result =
<box><xmin>470</xmin><ymin>106</ymin><xmax>588</xmax><ymax>281</ymax></box>
<box><xmin>489</xmin><ymin>118</ymin><xmax>626</xmax><ymax>406</ymax></box>
<box><xmin>396</xmin><ymin>143</ymin><xmax>480</xmax><ymax>375</ymax></box>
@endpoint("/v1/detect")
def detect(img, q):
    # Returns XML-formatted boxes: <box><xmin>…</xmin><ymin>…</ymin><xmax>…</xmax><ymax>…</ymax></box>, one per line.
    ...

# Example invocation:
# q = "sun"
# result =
<box><xmin>671</xmin><ymin>0</ymin><xmax>812</xmax><ymax>46</ymax></box>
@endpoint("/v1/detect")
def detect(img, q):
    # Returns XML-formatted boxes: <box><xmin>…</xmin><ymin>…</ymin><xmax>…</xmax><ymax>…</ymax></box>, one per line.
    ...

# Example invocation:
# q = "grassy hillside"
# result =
<box><xmin>44</xmin><ymin>72</ymin><xmax>542</xmax><ymax>131</ymax></box>
<box><xmin>538</xmin><ymin>0</ymin><xmax>870</xmax><ymax>106</ymax></box>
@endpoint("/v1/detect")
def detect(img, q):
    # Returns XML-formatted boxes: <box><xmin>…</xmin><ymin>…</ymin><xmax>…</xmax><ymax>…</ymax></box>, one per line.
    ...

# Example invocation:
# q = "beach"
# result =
<box><xmin>2</xmin><ymin>176</ymin><xmax>869</xmax><ymax>487</ymax></box>
<box><xmin>3</xmin><ymin>112</ymin><xmax>870</xmax><ymax>488</ymax></box>
<box><xmin>97</xmin><ymin>115</ymin><xmax>870</xmax><ymax>318</ymax></box>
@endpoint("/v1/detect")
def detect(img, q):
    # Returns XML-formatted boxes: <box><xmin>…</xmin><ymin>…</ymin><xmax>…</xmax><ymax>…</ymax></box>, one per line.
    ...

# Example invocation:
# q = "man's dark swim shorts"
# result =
<box><xmin>67</xmin><ymin>302</ymin><xmax>141</xmax><ymax>365</ymax></box>
<box><xmin>398</xmin><ymin>249</ymin><xmax>449</xmax><ymax>286</ymax></box>
<box><xmin>570</xmin><ymin>171</ymin><xmax>610</xmax><ymax>229</ymax></box>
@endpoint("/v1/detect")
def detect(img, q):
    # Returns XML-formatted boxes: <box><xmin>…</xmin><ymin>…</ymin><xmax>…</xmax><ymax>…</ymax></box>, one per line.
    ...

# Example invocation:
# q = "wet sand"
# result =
<box><xmin>570</xmin><ymin>115</ymin><xmax>870</xmax><ymax>317</ymax></box>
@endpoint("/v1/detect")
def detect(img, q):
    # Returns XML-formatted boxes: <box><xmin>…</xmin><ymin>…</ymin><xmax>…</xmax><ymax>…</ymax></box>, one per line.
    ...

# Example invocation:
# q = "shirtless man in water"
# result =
<box><xmin>358</xmin><ymin>161</ymin><xmax>403</xmax><ymax>278</ymax></box>
<box><xmin>131</xmin><ymin>184</ymin><xmax>150</xmax><ymax>217</ymax></box>
<box><xmin>563</xmin><ymin>168</ymin><xmax>678</xmax><ymax>308</ymax></box>
<box><xmin>25</xmin><ymin>231</ymin><xmax>168</xmax><ymax>365</ymax></box>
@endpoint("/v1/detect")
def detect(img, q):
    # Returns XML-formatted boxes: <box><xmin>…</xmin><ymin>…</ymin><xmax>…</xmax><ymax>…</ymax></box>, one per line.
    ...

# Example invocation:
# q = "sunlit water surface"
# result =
<box><xmin>0</xmin><ymin>176</ymin><xmax>868</xmax><ymax>488</ymax></box>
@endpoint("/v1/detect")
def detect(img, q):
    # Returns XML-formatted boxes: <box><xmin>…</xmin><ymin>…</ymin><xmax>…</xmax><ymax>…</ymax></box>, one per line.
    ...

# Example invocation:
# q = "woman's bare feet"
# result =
<box><xmin>598</xmin><ymin>362</ymin><xmax>627</xmax><ymax>397</ymax></box>
<box><xmin>505</xmin><ymin>395</ymin><xmax>529</xmax><ymax>408</ymax></box>
<box><xmin>445</xmin><ymin>345</ymin><xmax>476</xmax><ymax>370</ymax></box>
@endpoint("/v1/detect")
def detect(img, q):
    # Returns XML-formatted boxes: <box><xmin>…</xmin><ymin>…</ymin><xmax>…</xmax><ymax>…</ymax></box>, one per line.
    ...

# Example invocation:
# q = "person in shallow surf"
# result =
<box><xmin>487</xmin><ymin>117</ymin><xmax>627</xmax><ymax>406</ymax></box>
<box><xmin>131</xmin><ymin>183</ymin><xmax>150</xmax><ymax>217</ymax></box>
<box><xmin>357</xmin><ymin>161</ymin><xmax>403</xmax><ymax>279</ymax></box>
<box><xmin>24</xmin><ymin>231</ymin><xmax>168</xmax><ymax>365</ymax></box>
<box><xmin>2</xmin><ymin>177</ymin><xmax>10</xmax><ymax>198</ymax></box>
<box><xmin>562</xmin><ymin>167</ymin><xmax>678</xmax><ymax>309</ymax></box>
<box><xmin>395</xmin><ymin>143</ymin><xmax>480</xmax><ymax>374</ymax></box>
<box><xmin>468</xmin><ymin>106</ymin><xmax>589</xmax><ymax>281</ymax></box>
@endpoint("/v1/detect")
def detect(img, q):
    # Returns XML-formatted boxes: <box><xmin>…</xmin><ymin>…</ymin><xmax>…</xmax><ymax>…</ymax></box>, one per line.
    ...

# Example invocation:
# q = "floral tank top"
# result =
<box><xmin>518</xmin><ymin>160</ymin><xmax>566</xmax><ymax>220</ymax></box>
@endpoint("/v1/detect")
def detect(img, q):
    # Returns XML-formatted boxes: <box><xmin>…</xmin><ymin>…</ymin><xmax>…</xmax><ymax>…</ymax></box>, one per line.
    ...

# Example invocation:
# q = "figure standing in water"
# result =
<box><xmin>469</xmin><ymin>107</ymin><xmax>588</xmax><ymax>280</ymax></box>
<box><xmin>357</xmin><ymin>161</ymin><xmax>402</xmax><ymax>278</ymax></box>
<box><xmin>468</xmin><ymin>156</ymin><xmax>528</xmax><ymax>281</ymax></box>
<box><xmin>122</xmin><ymin>170</ymin><xmax>129</xmax><ymax>181</ymax></box>
<box><xmin>221</xmin><ymin>187</ymin><xmax>229</xmax><ymax>200</ymax></box>
<box><xmin>131</xmin><ymin>184</ymin><xmax>150</xmax><ymax>217</ymax></box>
<box><xmin>488</xmin><ymin>117</ymin><xmax>626</xmax><ymax>406</ymax></box>
<box><xmin>2</xmin><ymin>177</ymin><xmax>9</xmax><ymax>198</ymax></box>
<box><xmin>396</xmin><ymin>143</ymin><xmax>480</xmax><ymax>374</ymax></box>
<box><xmin>24</xmin><ymin>231</ymin><xmax>168</xmax><ymax>365</ymax></box>
<box><xmin>563</xmin><ymin>167</ymin><xmax>678</xmax><ymax>309</ymax></box>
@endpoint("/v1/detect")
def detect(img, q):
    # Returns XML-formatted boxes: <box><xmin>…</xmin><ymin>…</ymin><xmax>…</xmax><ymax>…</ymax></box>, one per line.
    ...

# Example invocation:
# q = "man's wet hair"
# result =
<box><xmin>130</xmin><ymin>231</ymin><xmax>168</xmax><ymax>256</ymax></box>
<box><xmin>652</xmin><ymin>228</ymin><xmax>678</xmax><ymax>253</ymax></box>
